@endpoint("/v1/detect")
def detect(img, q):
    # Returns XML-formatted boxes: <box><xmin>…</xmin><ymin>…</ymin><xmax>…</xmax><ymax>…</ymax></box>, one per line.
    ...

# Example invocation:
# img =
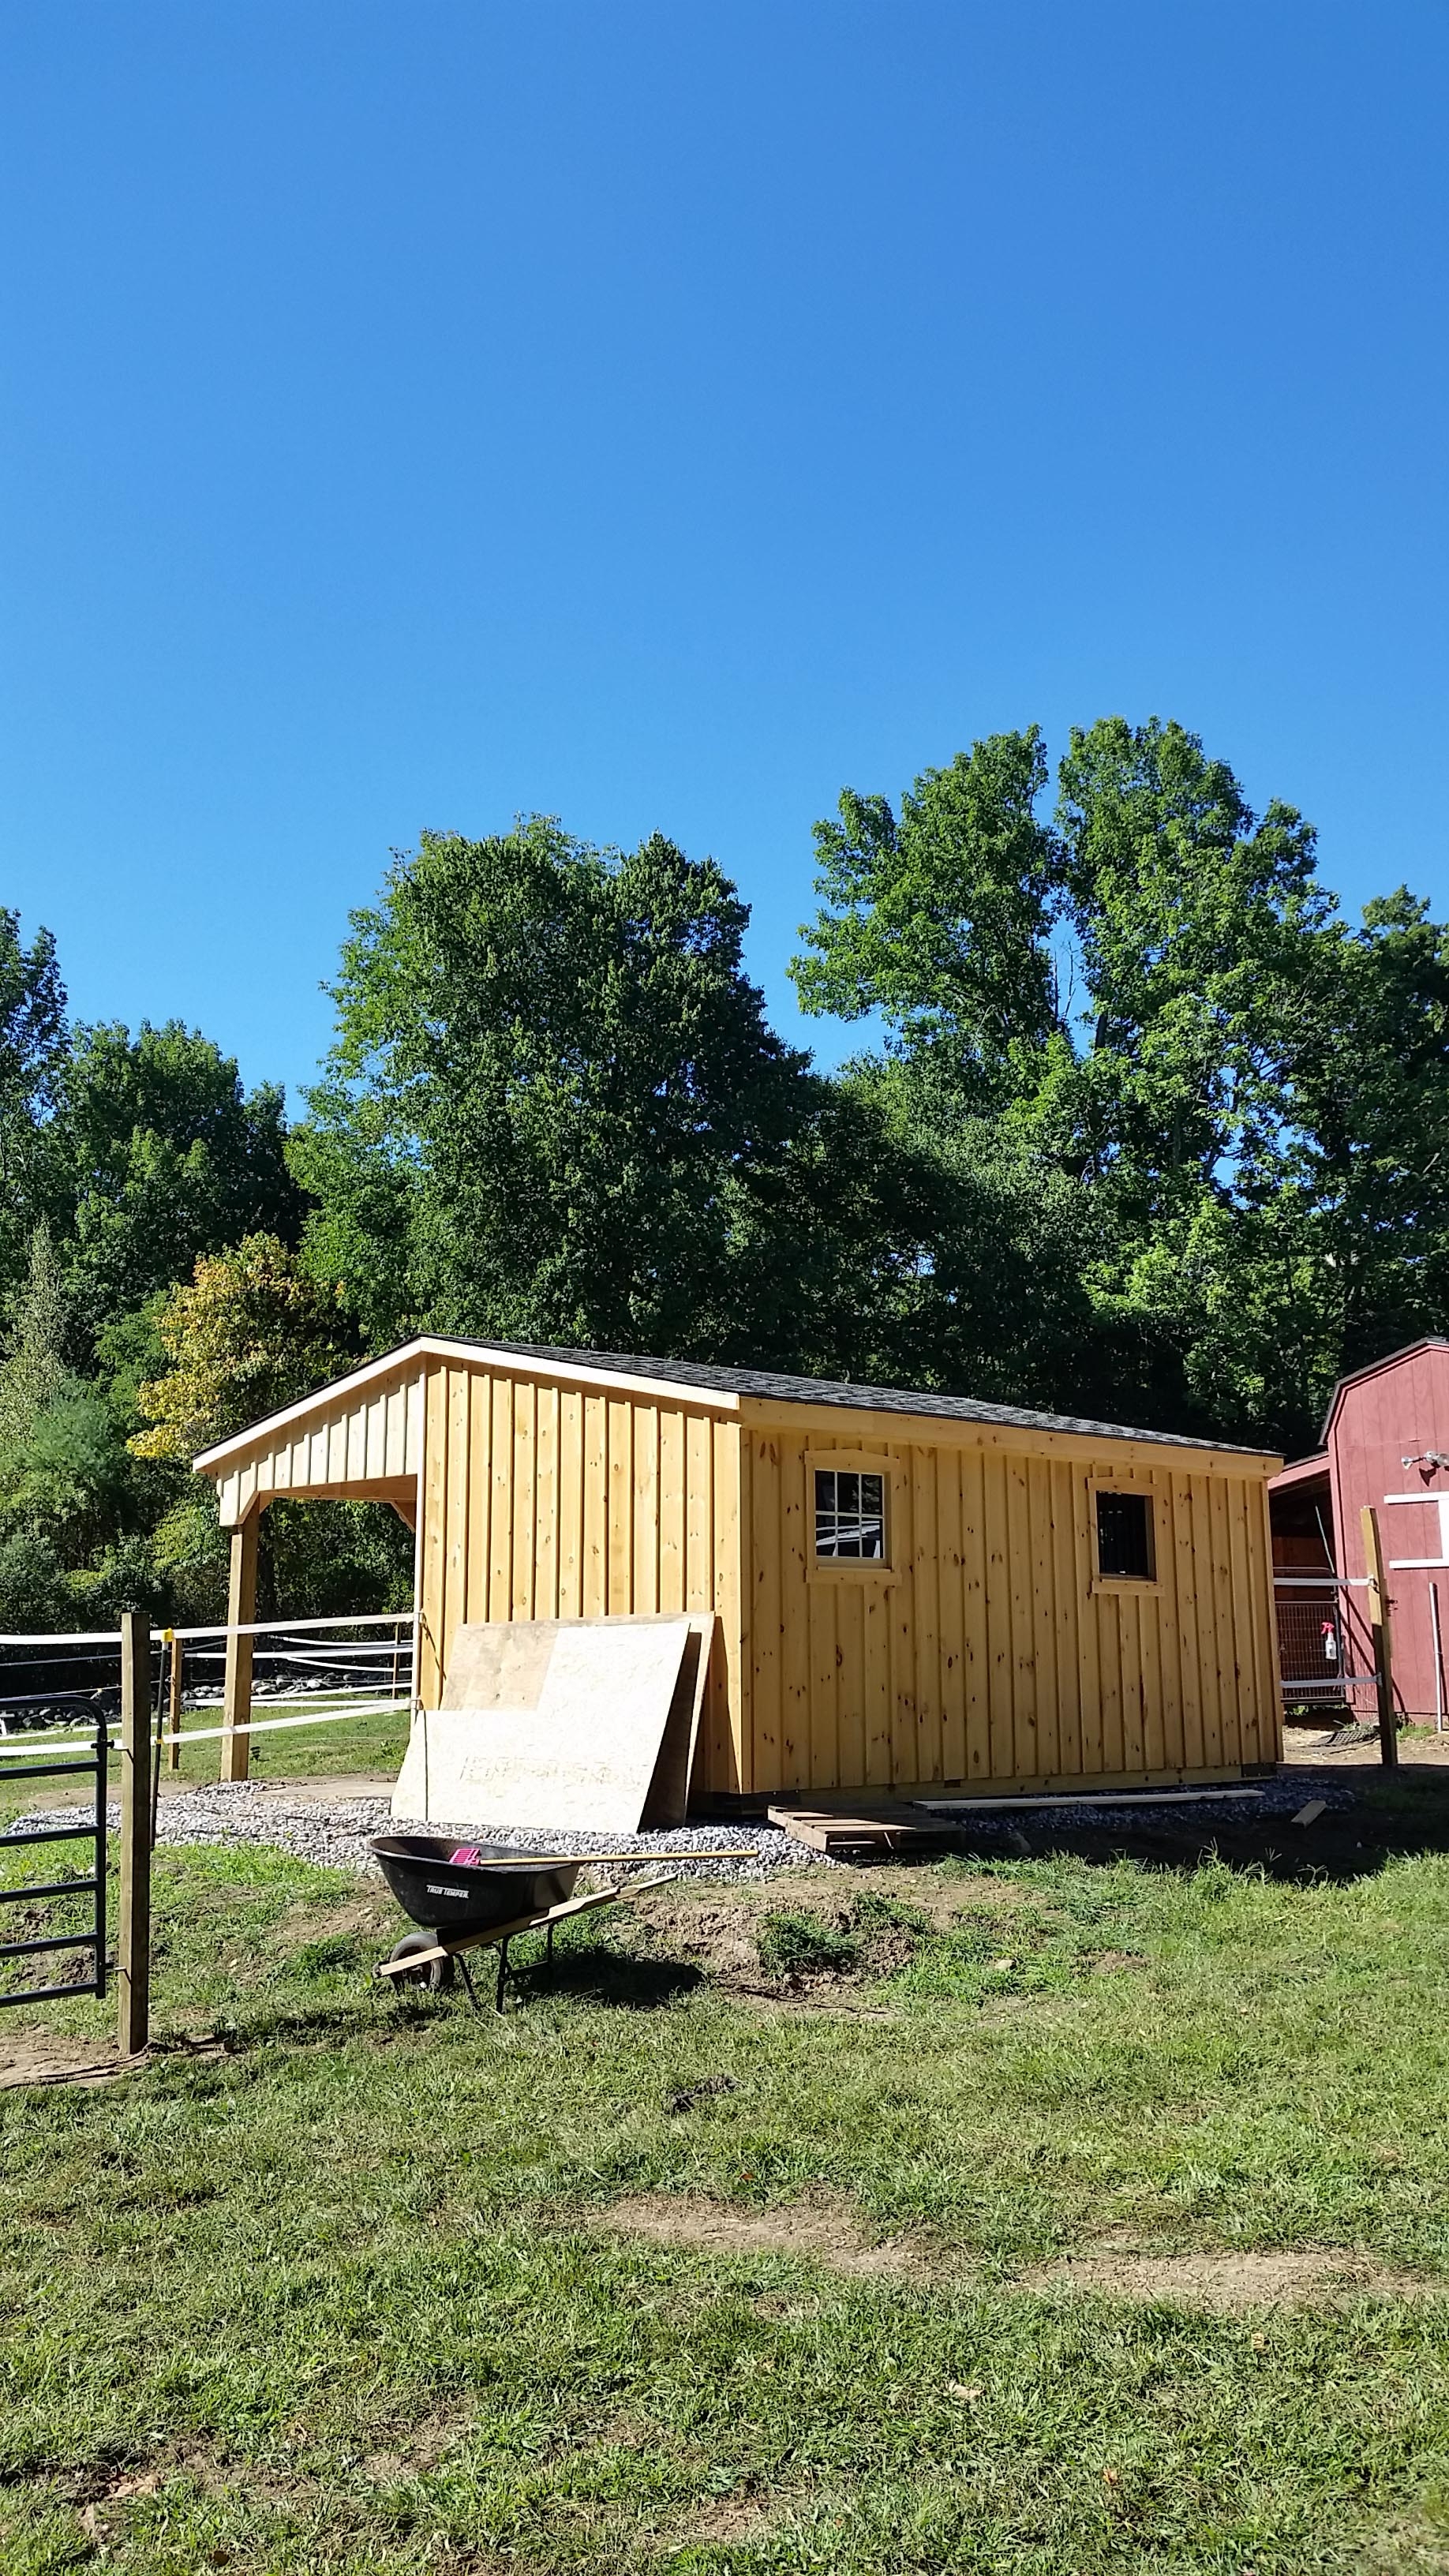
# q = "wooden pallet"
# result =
<box><xmin>766</xmin><ymin>1805</ymin><xmax>963</xmax><ymax>1859</ymax></box>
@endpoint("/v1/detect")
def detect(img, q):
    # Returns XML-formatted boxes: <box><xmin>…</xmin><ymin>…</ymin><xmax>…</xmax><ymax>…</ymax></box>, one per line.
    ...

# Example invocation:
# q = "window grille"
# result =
<box><xmin>1096</xmin><ymin>1490</ymin><xmax>1153</xmax><ymax>1581</ymax></box>
<box><xmin>814</xmin><ymin>1469</ymin><xmax>886</xmax><ymax>1561</ymax></box>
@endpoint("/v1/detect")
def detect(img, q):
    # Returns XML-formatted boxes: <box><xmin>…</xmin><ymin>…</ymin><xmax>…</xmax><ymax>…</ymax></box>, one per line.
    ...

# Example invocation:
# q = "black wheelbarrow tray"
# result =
<box><xmin>369</xmin><ymin>1832</ymin><xmax>678</xmax><ymax>2012</ymax></box>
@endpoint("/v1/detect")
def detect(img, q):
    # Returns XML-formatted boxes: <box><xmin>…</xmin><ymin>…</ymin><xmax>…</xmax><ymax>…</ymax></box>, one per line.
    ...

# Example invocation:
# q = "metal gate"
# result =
<box><xmin>1274</xmin><ymin>1572</ymin><xmax>1376</xmax><ymax>1710</ymax></box>
<box><xmin>0</xmin><ymin>1710</ymin><xmax>109</xmax><ymax>2005</ymax></box>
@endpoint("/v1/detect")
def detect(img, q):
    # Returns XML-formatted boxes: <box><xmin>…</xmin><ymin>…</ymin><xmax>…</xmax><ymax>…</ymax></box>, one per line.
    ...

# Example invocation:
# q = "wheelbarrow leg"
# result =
<box><xmin>496</xmin><ymin>1937</ymin><xmax>511</xmax><ymax>2013</ymax></box>
<box><xmin>456</xmin><ymin>1950</ymin><xmax>483</xmax><ymax>2018</ymax></box>
<box><xmin>546</xmin><ymin>1923</ymin><xmax>556</xmax><ymax>1986</ymax></box>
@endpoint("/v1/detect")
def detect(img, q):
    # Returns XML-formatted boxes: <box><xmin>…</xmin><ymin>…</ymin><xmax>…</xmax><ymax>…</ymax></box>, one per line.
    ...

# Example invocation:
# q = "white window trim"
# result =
<box><xmin>1089</xmin><ymin>1481</ymin><xmax>1161</xmax><ymax>1590</ymax></box>
<box><xmin>804</xmin><ymin>1449</ymin><xmax>899</xmax><ymax>1584</ymax></box>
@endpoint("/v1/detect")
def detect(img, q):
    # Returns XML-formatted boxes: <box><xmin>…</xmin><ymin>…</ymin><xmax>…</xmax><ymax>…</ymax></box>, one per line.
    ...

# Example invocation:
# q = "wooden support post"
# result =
<box><xmin>221</xmin><ymin>1515</ymin><xmax>258</xmax><ymax>1784</ymax></box>
<box><xmin>166</xmin><ymin>1627</ymin><xmax>182</xmax><ymax>1772</ymax></box>
<box><xmin>117</xmin><ymin>1610</ymin><xmax>152</xmax><ymax>2059</ymax></box>
<box><xmin>1361</xmin><ymin>1505</ymin><xmax>1399</xmax><ymax>1771</ymax></box>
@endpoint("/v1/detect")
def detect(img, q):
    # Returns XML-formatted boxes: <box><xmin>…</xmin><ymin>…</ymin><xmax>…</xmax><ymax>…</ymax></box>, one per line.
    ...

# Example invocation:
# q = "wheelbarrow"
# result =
<box><xmin>370</xmin><ymin>1833</ymin><xmax>682</xmax><ymax>2012</ymax></box>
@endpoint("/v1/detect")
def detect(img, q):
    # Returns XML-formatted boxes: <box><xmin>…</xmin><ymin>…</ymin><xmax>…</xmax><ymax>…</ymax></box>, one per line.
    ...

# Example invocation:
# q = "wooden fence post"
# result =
<box><xmin>117</xmin><ymin>1610</ymin><xmax>152</xmax><ymax>2057</ymax></box>
<box><xmin>1361</xmin><ymin>1505</ymin><xmax>1399</xmax><ymax>1772</ymax></box>
<box><xmin>166</xmin><ymin>1628</ymin><xmax>182</xmax><ymax>1772</ymax></box>
<box><xmin>221</xmin><ymin>1517</ymin><xmax>258</xmax><ymax>1784</ymax></box>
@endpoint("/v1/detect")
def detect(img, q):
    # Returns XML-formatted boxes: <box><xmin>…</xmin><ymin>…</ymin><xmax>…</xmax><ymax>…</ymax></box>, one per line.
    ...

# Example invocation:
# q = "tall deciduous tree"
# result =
<box><xmin>290</xmin><ymin>820</ymin><xmax>815</xmax><ymax>1354</ymax></box>
<box><xmin>48</xmin><ymin>1022</ymin><xmax>304</xmax><ymax>1335</ymax></box>
<box><xmin>793</xmin><ymin>717</ymin><xmax>1449</xmax><ymax>1450</ymax></box>
<box><xmin>0</xmin><ymin>911</ymin><xmax>68</xmax><ymax>1294</ymax></box>
<box><xmin>132</xmin><ymin>1235</ymin><xmax>353</xmax><ymax>1462</ymax></box>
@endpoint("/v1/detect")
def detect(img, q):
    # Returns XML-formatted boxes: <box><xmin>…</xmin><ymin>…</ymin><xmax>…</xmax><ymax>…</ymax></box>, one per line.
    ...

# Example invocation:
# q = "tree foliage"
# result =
<box><xmin>49</xmin><ymin>1020</ymin><xmax>303</xmax><ymax>1333</ymax></box>
<box><xmin>792</xmin><ymin>717</ymin><xmax>1449</xmax><ymax>1450</ymax></box>
<box><xmin>0</xmin><ymin>911</ymin><xmax>69</xmax><ymax>1291</ymax></box>
<box><xmin>292</xmin><ymin>820</ymin><xmax>816</xmax><ymax>1354</ymax></box>
<box><xmin>2</xmin><ymin>714</ymin><xmax>1446</xmax><ymax>1631</ymax></box>
<box><xmin>132</xmin><ymin>1236</ymin><xmax>354</xmax><ymax>1462</ymax></box>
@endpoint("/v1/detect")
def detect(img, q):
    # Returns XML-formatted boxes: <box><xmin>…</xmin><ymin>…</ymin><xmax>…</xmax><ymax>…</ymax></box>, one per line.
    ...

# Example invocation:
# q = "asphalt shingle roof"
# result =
<box><xmin>438</xmin><ymin>1335</ymin><xmax>1275</xmax><ymax>1457</ymax></box>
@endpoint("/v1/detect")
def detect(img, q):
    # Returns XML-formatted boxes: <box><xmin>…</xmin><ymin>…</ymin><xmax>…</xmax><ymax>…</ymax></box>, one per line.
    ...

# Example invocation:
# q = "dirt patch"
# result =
<box><xmin>683</xmin><ymin>2493</ymin><xmax>778</xmax><ymax>2544</ymax></box>
<box><xmin>1018</xmin><ymin>2244</ymin><xmax>1439</xmax><ymax>2310</ymax></box>
<box><xmin>588</xmin><ymin>2192</ymin><xmax>932</xmax><ymax>2278</ymax></box>
<box><xmin>0</xmin><ymin>2031</ymin><xmax>146</xmax><ymax>2090</ymax></box>
<box><xmin>863</xmin><ymin>1866</ymin><xmax>1027</xmax><ymax>1925</ymax></box>
<box><xmin>281</xmin><ymin>1890</ymin><xmax>391</xmax><ymax>1952</ymax></box>
<box><xmin>635</xmin><ymin>1896</ymin><xmax>761</xmax><ymax>1979</ymax></box>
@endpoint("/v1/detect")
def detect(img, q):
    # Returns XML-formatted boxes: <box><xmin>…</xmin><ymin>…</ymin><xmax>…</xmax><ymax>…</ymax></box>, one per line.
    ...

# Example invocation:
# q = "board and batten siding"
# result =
<box><xmin>738</xmin><ymin>1406</ymin><xmax>1282</xmax><ymax>1796</ymax></box>
<box><xmin>200</xmin><ymin>1342</ymin><xmax>1281</xmax><ymax>1803</ymax></box>
<box><xmin>210</xmin><ymin>1366</ymin><xmax>423</xmax><ymax>1529</ymax></box>
<box><xmin>416</xmin><ymin>1356</ymin><xmax>745</xmax><ymax>1792</ymax></box>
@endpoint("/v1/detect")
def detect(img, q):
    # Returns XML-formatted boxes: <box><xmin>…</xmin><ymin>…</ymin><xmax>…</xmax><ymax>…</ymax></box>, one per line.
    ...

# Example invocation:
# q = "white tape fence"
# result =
<box><xmin>0</xmin><ymin>1611</ymin><xmax>417</xmax><ymax>1762</ymax></box>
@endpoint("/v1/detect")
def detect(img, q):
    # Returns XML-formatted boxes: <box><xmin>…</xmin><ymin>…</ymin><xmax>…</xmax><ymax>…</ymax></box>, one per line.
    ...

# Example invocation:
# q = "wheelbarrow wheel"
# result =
<box><xmin>387</xmin><ymin>1933</ymin><xmax>457</xmax><ymax>1992</ymax></box>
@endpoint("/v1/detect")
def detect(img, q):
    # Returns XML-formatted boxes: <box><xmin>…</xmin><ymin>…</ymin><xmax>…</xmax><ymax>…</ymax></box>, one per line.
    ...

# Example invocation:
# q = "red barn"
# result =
<box><xmin>1268</xmin><ymin>1338</ymin><xmax>1449</xmax><ymax>1728</ymax></box>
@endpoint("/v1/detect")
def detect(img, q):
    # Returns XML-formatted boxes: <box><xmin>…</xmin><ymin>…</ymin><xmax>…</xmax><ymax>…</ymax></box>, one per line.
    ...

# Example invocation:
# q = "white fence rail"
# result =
<box><xmin>0</xmin><ymin>1612</ymin><xmax>416</xmax><ymax>1763</ymax></box>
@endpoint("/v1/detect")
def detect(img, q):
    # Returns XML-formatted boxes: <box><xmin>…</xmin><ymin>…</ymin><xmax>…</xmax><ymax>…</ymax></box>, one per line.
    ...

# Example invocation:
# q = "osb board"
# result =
<box><xmin>394</xmin><ymin>1614</ymin><xmax>713</xmax><ymax>1832</ymax></box>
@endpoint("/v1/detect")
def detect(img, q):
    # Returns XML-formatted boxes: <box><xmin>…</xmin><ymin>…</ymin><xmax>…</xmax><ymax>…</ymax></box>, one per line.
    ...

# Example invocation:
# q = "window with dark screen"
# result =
<box><xmin>1095</xmin><ymin>1490</ymin><xmax>1154</xmax><ymax>1581</ymax></box>
<box><xmin>814</xmin><ymin>1469</ymin><xmax>886</xmax><ymax>1561</ymax></box>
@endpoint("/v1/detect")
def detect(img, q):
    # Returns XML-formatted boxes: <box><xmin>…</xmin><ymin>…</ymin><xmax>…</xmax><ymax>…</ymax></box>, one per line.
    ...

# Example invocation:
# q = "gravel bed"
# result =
<box><xmin>5</xmin><ymin>1786</ymin><xmax>837</xmax><ymax>1881</ymax></box>
<box><xmin>918</xmin><ymin>1772</ymin><xmax>1360</xmax><ymax>1845</ymax></box>
<box><xmin>5</xmin><ymin>1770</ymin><xmax>1356</xmax><ymax>1882</ymax></box>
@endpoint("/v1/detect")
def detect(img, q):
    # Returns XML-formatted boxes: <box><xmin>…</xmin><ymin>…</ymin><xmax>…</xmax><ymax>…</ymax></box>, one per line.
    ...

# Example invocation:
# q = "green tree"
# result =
<box><xmin>290</xmin><ymin>820</ymin><xmax>817</xmax><ymax>1355</ymax></box>
<box><xmin>792</xmin><ymin>728</ymin><xmax>1067</xmax><ymax>1106</ymax></box>
<box><xmin>792</xmin><ymin>716</ymin><xmax>1449</xmax><ymax>1449</ymax></box>
<box><xmin>0</xmin><ymin>1222</ymin><xmax>70</xmax><ymax>1448</ymax></box>
<box><xmin>0</xmin><ymin>911</ymin><xmax>68</xmax><ymax>1293</ymax></box>
<box><xmin>133</xmin><ymin>1237</ymin><xmax>406</xmax><ymax>1620</ymax></box>
<box><xmin>48</xmin><ymin>1020</ymin><xmax>304</xmax><ymax>1338</ymax></box>
<box><xmin>132</xmin><ymin>1235</ymin><xmax>353</xmax><ymax>1462</ymax></box>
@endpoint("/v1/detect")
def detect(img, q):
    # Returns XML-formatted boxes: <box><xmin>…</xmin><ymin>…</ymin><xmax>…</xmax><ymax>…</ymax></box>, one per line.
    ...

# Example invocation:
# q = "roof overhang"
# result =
<box><xmin>193</xmin><ymin>1334</ymin><xmax>743</xmax><ymax>1477</ymax></box>
<box><xmin>1321</xmin><ymin>1336</ymin><xmax>1449</xmax><ymax>1444</ymax></box>
<box><xmin>1267</xmin><ymin>1451</ymin><xmax>1331</xmax><ymax>1495</ymax></box>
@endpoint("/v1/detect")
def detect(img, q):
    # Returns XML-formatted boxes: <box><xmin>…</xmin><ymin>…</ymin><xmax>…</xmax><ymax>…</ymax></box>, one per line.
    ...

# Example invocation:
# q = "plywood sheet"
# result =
<box><xmin>394</xmin><ymin>1615</ymin><xmax>710</xmax><ymax>1832</ymax></box>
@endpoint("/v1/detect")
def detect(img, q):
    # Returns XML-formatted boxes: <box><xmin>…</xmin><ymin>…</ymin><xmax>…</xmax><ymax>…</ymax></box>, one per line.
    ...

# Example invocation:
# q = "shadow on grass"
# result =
<box><xmin>507</xmin><ymin>1941</ymin><xmax>706</xmax><ymax>2011</ymax></box>
<box><xmin>908</xmin><ymin>1768</ymin><xmax>1449</xmax><ymax>1886</ymax></box>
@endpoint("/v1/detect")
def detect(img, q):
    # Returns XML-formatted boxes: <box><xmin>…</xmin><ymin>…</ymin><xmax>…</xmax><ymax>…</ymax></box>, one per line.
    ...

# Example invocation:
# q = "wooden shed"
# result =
<box><xmin>195</xmin><ymin>1335</ymin><xmax>1285</xmax><ymax>1803</ymax></box>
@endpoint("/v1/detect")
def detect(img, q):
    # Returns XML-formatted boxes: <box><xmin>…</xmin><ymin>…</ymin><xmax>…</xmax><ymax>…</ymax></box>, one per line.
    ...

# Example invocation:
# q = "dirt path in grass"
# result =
<box><xmin>588</xmin><ymin>2192</ymin><xmax>934</xmax><ymax>2277</ymax></box>
<box><xmin>587</xmin><ymin>2195</ymin><xmax>1440</xmax><ymax>2310</ymax></box>
<box><xmin>1019</xmin><ymin>2244</ymin><xmax>1440</xmax><ymax>2308</ymax></box>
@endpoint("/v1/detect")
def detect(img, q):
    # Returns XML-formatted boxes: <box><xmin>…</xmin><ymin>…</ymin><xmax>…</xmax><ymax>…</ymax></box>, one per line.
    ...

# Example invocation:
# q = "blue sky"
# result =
<box><xmin>2</xmin><ymin>0</ymin><xmax>1445</xmax><ymax>1106</ymax></box>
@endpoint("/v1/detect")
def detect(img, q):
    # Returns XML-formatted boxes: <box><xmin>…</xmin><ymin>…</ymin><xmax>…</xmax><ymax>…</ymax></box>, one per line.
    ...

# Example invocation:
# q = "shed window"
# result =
<box><xmin>814</xmin><ymin>1470</ymin><xmax>886</xmax><ymax>1561</ymax></box>
<box><xmin>1096</xmin><ymin>1490</ymin><xmax>1154</xmax><ymax>1582</ymax></box>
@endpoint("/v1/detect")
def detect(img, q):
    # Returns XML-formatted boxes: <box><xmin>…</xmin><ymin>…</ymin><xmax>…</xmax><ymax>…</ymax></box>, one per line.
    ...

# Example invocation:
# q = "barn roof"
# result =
<box><xmin>193</xmin><ymin>1331</ymin><xmax>1277</xmax><ymax>1473</ymax></box>
<box><xmin>1320</xmin><ymin>1336</ymin><xmax>1449</xmax><ymax>1442</ymax></box>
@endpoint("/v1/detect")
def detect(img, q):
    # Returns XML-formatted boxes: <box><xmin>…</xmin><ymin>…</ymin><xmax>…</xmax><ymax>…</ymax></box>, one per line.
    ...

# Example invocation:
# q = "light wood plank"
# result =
<box><xmin>752</xmin><ymin>1432</ymin><xmax>783</xmax><ymax>1788</ymax></box>
<box><xmin>912</xmin><ymin>1444</ymin><xmax>941</xmax><ymax>1783</ymax></box>
<box><xmin>465</xmin><ymin>1369</ymin><xmax>492</xmax><ymax>1626</ymax></box>
<box><xmin>715</xmin><ymin>1417</ymin><xmax>744</xmax><ymax>1792</ymax></box>
<box><xmin>534</xmin><ymin>1383</ymin><xmax>560</xmax><ymax>1619</ymax></box>
<box><xmin>937</xmin><ymin>1446</ymin><xmax>967</xmax><ymax>1783</ymax></box>
<box><xmin>582</xmin><ymin>1393</ymin><xmax>607</xmax><ymax>1618</ymax></box>
<box><xmin>1048</xmin><ymin>1458</ymin><xmax>1080</xmax><ymax>1778</ymax></box>
<box><xmin>608</xmin><ymin>1399</ymin><xmax>633</xmax><ymax>1613</ymax></box>
<box><xmin>1005</xmin><ymin>1456</ymin><xmax>1036</xmax><ymax>1780</ymax></box>
<box><xmin>556</xmin><ymin>1387</ymin><xmax>583</xmax><ymax>1619</ymax></box>
<box><xmin>446</xmin><ymin>1366</ymin><xmax>472</xmax><ymax>1658</ymax></box>
<box><xmin>420</xmin><ymin>1365</ymin><xmax>449</xmax><ymax>1705</ymax></box>
<box><xmin>779</xmin><ymin>1436</ymin><xmax>811</xmax><ymax>1792</ymax></box>
<box><xmin>658</xmin><ymin>1408</ymin><xmax>686</xmax><ymax>1614</ymax></box>
<box><xmin>489</xmin><ymin>1376</ymin><xmax>513</xmax><ymax>1622</ymax></box>
<box><xmin>684</xmin><ymin>1413</ymin><xmax>713</xmax><ymax>1612</ymax></box>
<box><xmin>633</xmin><ymin>1402</ymin><xmax>660</xmax><ymax>1614</ymax></box>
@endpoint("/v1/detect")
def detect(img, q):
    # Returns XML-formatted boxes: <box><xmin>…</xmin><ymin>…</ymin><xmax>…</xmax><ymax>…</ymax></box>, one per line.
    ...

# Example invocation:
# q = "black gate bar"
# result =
<box><xmin>0</xmin><ymin>1708</ymin><xmax>109</xmax><ymax>2007</ymax></box>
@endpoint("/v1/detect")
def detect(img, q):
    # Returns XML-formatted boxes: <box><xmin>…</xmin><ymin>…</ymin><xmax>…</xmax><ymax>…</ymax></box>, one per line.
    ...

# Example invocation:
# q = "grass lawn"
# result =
<box><xmin>2</xmin><ymin>1784</ymin><xmax>1449</xmax><ymax>2572</ymax></box>
<box><xmin>151</xmin><ymin>1694</ymin><xmax>414</xmax><ymax>1788</ymax></box>
<box><xmin>2</xmin><ymin>1698</ymin><xmax>413</xmax><ymax>1802</ymax></box>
